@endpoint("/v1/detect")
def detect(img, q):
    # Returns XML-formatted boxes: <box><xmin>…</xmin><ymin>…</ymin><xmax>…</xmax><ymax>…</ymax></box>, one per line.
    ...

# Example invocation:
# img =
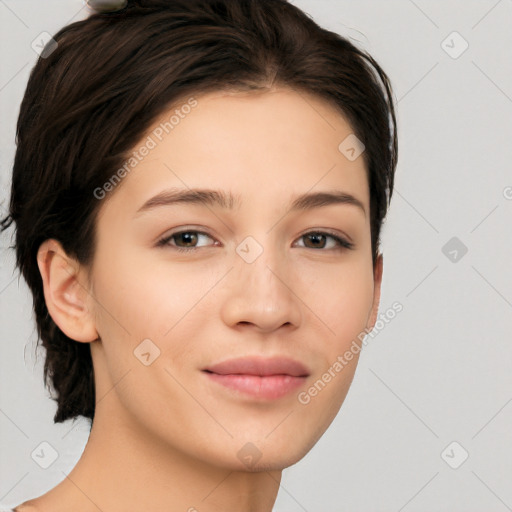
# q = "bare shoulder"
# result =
<box><xmin>12</xmin><ymin>480</ymin><xmax>88</xmax><ymax>512</ymax></box>
<box><xmin>13</xmin><ymin>501</ymin><xmax>41</xmax><ymax>511</ymax></box>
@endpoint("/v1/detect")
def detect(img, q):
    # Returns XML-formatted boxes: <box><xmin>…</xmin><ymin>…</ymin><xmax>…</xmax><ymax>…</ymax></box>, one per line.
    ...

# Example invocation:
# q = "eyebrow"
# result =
<box><xmin>134</xmin><ymin>188</ymin><xmax>366</xmax><ymax>217</ymax></box>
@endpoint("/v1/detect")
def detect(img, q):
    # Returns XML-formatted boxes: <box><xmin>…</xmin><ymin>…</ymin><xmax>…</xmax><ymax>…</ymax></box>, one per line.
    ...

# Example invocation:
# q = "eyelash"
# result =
<box><xmin>156</xmin><ymin>229</ymin><xmax>354</xmax><ymax>253</ymax></box>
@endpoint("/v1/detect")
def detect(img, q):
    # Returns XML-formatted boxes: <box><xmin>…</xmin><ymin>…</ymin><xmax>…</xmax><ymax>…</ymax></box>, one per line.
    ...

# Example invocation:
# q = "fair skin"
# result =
<box><xmin>20</xmin><ymin>87</ymin><xmax>382</xmax><ymax>512</ymax></box>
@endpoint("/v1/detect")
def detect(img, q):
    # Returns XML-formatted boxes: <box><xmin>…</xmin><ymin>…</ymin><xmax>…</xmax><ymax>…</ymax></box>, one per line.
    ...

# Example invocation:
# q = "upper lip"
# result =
<box><xmin>203</xmin><ymin>356</ymin><xmax>310</xmax><ymax>377</ymax></box>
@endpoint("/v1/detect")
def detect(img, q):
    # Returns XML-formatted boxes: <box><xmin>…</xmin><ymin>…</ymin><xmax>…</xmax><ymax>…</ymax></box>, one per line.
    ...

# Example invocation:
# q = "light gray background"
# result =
<box><xmin>1</xmin><ymin>1</ymin><xmax>511</xmax><ymax>510</ymax></box>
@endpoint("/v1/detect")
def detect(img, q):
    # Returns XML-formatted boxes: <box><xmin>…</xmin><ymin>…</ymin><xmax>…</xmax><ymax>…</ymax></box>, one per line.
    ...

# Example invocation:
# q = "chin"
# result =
<box><xmin>229</xmin><ymin>453</ymin><xmax>308</xmax><ymax>473</ymax></box>
<box><xmin>226</xmin><ymin>436</ymin><xmax>320</xmax><ymax>473</ymax></box>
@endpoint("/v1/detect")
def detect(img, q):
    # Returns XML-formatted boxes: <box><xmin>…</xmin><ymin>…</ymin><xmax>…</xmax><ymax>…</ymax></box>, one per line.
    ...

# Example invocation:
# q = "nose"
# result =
<box><xmin>219</xmin><ymin>241</ymin><xmax>303</xmax><ymax>334</ymax></box>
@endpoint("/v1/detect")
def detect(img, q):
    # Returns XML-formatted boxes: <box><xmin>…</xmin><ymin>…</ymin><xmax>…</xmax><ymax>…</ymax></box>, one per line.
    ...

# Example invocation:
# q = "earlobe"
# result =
<box><xmin>366</xmin><ymin>253</ymin><xmax>384</xmax><ymax>330</ymax></box>
<box><xmin>36</xmin><ymin>239</ymin><xmax>99</xmax><ymax>343</ymax></box>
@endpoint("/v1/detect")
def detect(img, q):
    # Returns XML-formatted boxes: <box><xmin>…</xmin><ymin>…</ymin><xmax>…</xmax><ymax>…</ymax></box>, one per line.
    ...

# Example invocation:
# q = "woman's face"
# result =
<box><xmin>86</xmin><ymin>87</ymin><xmax>382</xmax><ymax>471</ymax></box>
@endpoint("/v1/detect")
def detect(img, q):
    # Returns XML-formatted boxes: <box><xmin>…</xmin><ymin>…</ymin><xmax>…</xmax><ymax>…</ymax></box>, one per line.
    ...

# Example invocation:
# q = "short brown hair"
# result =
<box><xmin>0</xmin><ymin>0</ymin><xmax>398</xmax><ymax>424</ymax></box>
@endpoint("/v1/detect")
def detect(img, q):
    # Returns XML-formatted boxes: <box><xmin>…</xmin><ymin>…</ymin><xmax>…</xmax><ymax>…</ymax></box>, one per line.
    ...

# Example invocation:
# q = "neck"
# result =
<box><xmin>27</xmin><ymin>399</ymin><xmax>282</xmax><ymax>512</ymax></box>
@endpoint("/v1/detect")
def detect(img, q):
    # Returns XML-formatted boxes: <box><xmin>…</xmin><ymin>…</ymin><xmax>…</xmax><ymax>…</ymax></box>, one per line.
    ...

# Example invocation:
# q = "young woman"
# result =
<box><xmin>0</xmin><ymin>0</ymin><xmax>397</xmax><ymax>510</ymax></box>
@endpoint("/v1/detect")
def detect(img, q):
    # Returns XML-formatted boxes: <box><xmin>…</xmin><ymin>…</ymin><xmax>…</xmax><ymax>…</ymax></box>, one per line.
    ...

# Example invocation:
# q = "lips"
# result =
<box><xmin>203</xmin><ymin>356</ymin><xmax>310</xmax><ymax>377</ymax></box>
<box><xmin>202</xmin><ymin>356</ymin><xmax>310</xmax><ymax>400</ymax></box>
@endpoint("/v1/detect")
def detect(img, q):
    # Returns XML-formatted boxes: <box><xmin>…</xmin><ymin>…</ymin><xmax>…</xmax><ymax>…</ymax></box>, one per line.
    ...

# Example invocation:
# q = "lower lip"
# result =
<box><xmin>204</xmin><ymin>372</ymin><xmax>307</xmax><ymax>400</ymax></box>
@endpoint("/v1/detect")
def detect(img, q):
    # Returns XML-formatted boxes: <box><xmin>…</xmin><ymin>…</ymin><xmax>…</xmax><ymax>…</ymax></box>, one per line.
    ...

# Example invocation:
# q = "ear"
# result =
<box><xmin>366</xmin><ymin>253</ymin><xmax>383</xmax><ymax>330</ymax></box>
<box><xmin>36</xmin><ymin>239</ymin><xmax>99</xmax><ymax>343</ymax></box>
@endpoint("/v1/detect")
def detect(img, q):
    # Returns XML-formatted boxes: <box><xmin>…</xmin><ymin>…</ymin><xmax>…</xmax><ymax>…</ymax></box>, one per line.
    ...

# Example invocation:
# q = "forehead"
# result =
<box><xmin>98</xmin><ymin>87</ymin><xmax>369</xmax><ymax>217</ymax></box>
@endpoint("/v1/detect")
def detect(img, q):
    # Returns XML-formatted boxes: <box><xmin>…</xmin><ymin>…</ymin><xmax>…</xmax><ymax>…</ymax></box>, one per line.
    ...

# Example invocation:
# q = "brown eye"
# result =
<box><xmin>173</xmin><ymin>232</ymin><xmax>198</xmax><ymax>247</ymax></box>
<box><xmin>303</xmin><ymin>233</ymin><xmax>328</xmax><ymax>249</ymax></box>
<box><xmin>156</xmin><ymin>230</ymin><xmax>217</xmax><ymax>252</ymax></box>
<box><xmin>296</xmin><ymin>231</ymin><xmax>354</xmax><ymax>251</ymax></box>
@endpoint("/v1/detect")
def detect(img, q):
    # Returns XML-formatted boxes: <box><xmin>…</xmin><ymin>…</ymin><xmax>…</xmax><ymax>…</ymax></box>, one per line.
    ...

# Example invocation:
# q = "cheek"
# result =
<box><xmin>296</xmin><ymin>258</ymin><xmax>375</xmax><ymax>348</ymax></box>
<box><xmin>293</xmin><ymin>270</ymin><xmax>373</xmax><ymax>445</ymax></box>
<box><xmin>329</xmin><ymin>279</ymin><xmax>374</xmax><ymax>348</ymax></box>
<box><xmin>291</xmin><ymin>259</ymin><xmax>374</xmax><ymax>411</ymax></box>
<box><xmin>89</xmin><ymin>249</ymin><xmax>218</xmax><ymax>366</ymax></box>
